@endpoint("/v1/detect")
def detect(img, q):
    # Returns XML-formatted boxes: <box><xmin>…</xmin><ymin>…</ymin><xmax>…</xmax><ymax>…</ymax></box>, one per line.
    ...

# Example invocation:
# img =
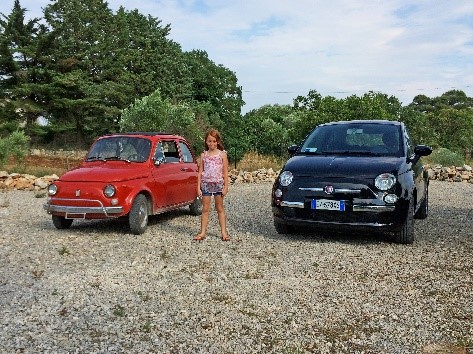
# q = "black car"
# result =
<box><xmin>272</xmin><ymin>120</ymin><xmax>432</xmax><ymax>244</ymax></box>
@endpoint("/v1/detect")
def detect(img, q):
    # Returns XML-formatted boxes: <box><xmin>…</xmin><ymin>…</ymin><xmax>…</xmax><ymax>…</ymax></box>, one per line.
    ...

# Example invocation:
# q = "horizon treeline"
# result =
<box><xmin>1</xmin><ymin>0</ymin><xmax>472</xmax><ymax>159</ymax></box>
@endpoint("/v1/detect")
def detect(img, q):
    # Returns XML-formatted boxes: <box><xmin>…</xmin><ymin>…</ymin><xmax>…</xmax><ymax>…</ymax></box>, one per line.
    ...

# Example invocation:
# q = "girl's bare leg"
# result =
<box><xmin>194</xmin><ymin>196</ymin><xmax>211</xmax><ymax>240</ymax></box>
<box><xmin>214</xmin><ymin>195</ymin><xmax>230</xmax><ymax>240</ymax></box>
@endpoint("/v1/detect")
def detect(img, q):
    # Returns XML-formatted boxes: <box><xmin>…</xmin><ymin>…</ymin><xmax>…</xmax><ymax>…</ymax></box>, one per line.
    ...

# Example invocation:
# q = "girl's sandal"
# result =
<box><xmin>221</xmin><ymin>234</ymin><xmax>230</xmax><ymax>241</ymax></box>
<box><xmin>193</xmin><ymin>234</ymin><xmax>206</xmax><ymax>241</ymax></box>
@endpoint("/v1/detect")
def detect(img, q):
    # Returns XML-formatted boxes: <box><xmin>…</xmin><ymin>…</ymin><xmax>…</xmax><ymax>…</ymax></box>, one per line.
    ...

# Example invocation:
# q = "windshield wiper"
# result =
<box><xmin>322</xmin><ymin>150</ymin><xmax>382</xmax><ymax>156</ymax></box>
<box><xmin>86</xmin><ymin>156</ymin><xmax>104</xmax><ymax>161</ymax></box>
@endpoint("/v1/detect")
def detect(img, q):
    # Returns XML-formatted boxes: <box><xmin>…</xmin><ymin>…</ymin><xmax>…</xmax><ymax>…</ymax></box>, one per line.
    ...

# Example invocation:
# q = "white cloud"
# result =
<box><xmin>2</xmin><ymin>0</ymin><xmax>473</xmax><ymax>112</ymax></box>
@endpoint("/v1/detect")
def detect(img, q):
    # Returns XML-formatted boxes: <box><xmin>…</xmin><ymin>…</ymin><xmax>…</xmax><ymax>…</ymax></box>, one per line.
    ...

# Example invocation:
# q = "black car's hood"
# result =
<box><xmin>284</xmin><ymin>155</ymin><xmax>406</xmax><ymax>178</ymax></box>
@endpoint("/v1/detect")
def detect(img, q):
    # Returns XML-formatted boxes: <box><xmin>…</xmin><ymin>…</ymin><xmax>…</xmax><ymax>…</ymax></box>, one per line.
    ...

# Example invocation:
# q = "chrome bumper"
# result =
<box><xmin>44</xmin><ymin>197</ymin><xmax>124</xmax><ymax>218</ymax></box>
<box><xmin>280</xmin><ymin>201</ymin><xmax>395</xmax><ymax>212</ymax></box>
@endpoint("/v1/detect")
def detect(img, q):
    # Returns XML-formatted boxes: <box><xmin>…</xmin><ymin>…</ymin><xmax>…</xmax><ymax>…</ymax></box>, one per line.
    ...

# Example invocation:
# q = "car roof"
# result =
<box><xmin>320</xmin><ymin>120</ymin><xmax>402</xmax><ymax>127</ymax></box>
<box><xmin>100</xmin><ymin>132</ymin><xmax>185</xmax><ymax>139</ymax></box>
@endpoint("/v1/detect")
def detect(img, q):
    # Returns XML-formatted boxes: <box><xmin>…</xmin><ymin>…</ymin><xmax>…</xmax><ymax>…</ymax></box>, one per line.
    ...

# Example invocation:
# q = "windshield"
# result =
<box><xmin>86</xmin><ymin>136</ymin><xmax>152</xmax><ymax>163</ymax></box>
<box><xmin>300</xmin><ymin>123</ymin><xmax>403</xmax><ymax>157</ymax></box>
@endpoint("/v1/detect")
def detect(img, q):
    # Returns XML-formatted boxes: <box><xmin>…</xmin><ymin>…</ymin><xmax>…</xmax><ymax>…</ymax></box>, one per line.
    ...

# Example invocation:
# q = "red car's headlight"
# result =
<box><xmin>103</xmin><ymin>185</ymin><xmax>116</xmax><ymax>198</ymax></box>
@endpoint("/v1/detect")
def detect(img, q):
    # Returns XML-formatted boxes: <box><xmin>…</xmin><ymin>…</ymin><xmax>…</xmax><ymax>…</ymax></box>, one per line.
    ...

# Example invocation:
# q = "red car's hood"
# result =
<box><xmin>59</xmin><ymin>164</ymin><xmax>149</xmax><ymax>182</ymax></box>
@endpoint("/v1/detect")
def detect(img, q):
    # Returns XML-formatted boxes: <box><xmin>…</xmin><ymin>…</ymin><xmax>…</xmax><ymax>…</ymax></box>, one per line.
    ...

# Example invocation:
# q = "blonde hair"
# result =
<box><xmin>204</xmin><ymin>128</ymin><xmax>225</xmax><ymax>151</ymax></box>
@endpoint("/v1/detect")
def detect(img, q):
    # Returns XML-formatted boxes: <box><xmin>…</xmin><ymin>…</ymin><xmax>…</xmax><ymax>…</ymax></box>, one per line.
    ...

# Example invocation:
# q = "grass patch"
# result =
<box><xmin>236</xmin><ymin>151</ymin><xmax>285</xmax><ymax>171</ymax></box>
<box><xmin>58</xmin><ymin>246</ymin><xmax>70</xmax><ymax>256</ymax></box>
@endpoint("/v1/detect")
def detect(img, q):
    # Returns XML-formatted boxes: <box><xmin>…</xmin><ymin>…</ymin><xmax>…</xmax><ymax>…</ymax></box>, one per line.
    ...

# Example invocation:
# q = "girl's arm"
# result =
<box><xmin>197</xmin><ymin>153</ymin><xmax>204</xmax><ymax>196</ymax></box>
<box><xmin>222</xmin><ymin>150</ymin><xmax>229</xmax><ymax>197</ymax></box>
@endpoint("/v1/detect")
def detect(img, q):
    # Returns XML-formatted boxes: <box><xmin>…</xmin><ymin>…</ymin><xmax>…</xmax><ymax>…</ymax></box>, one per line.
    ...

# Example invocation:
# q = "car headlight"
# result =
<box><xmin>47</xmin><ymin>184</ymin><xmax>58</xmax><ymax>195</ymax></box>
<box><xmin>279</xmin><ymin>171</ymin><xmax>293</xmax><ymax>187</ymax></box>
<box><xmin>375</xmin><ymin>173</ymin><xmax>396</xmax><ymax>191</ymax></box>
<box><xmin>103</xmin><ymin>184</ymin><xmax>116</xmax><ymax>198</ymax></box>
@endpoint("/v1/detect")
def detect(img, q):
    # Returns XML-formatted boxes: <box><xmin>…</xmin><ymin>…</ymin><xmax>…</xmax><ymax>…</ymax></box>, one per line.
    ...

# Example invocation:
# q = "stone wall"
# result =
<box><xmin>0</xmin><ymin>165</ymin><xmax>472</xmax><ymax>191</ymax></box>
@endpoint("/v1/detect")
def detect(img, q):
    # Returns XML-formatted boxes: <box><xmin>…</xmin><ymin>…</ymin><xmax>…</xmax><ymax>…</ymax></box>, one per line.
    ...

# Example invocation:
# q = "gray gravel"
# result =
<box><xmin>0</xmin><ymin>180</ymin><xmax>472</xmax><ymax>354</ymax></box>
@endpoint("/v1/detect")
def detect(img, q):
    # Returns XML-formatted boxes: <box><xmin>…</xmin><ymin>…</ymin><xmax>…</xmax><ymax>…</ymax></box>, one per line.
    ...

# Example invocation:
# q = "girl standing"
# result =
<box><xmin>193</xmin><ymin>129</ymin><xmax>230</xmax><ymax>241</ymax></box>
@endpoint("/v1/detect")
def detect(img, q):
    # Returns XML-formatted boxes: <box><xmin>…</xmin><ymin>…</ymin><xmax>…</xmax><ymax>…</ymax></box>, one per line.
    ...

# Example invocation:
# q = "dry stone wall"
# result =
<box><xmin>1</xmin><ymin>165</ymin><xmax>472</xmax><ymax>191</ymax></box>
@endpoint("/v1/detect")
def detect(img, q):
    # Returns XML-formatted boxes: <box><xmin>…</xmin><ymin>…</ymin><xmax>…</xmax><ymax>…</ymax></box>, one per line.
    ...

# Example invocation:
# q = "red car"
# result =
<box><xmin>44</xmin><ymin>132</ymin><xmax>202</xmax><ymax>234</ymax></box>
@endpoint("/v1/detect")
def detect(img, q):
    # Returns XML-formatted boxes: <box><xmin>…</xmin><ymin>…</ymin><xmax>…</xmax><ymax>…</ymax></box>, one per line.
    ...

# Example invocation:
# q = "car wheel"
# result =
<box><xmin>394</xmin><ymin>199</ymin><xmax>414</xmax><ymax>244</ymax></box>
<box><xmin>128</xmin><ymin>194</ymin><xmax>148</xmax><ymax>235</ymax></box>
<box><xmin>414</xmin><ymin>187</ymin><xmax>428</xmax><ymax>219</ymax></box>
<box><xmin>274</xmin><ymin>219</ymin><xmax>293</xmax><ymax>234</ymax></box>
<box><xmin>189</xmin><ymin>196</ymin><xmax>202</xmax><ymax>216</ymax></box>
<box><xmin>52</xmin><ymin>215</ymin><xmax>73</xmax><ymax>229</ymax></box>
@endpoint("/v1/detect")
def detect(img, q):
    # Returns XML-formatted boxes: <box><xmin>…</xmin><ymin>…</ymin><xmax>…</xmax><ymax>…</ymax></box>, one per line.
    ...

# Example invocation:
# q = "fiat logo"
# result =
<box><xmin>324</xmin><ymin>185</ymin><xmax>334</xmax><ymax>194</ymax></box>
<box><xmin>75</xmin><ymin>190</ymin><xmax>81</xmax><ymax>197</ymax></box>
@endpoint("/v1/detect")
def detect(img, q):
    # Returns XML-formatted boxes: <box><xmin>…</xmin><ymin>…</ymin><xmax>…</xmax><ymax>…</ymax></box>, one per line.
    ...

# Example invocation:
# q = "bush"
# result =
<box><xmin>427</xmin><ymin>147</ymin><xmax>465</xmax><ymax>167</ymax></box>
<box><xmin>0</xmin><ymin>131</ymin><xmax>30</xmax><ymax>168</ymax></box>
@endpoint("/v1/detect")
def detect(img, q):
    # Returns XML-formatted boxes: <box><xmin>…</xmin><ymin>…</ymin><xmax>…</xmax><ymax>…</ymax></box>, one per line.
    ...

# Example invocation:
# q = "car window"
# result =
<box><xmin>86</xmin><ymin>137</ymin><xmax>151</xmax><ymax>162</ymax></box>
<box><xmin>300</xmin><ymin>123</ymin><xmax>402</xmax><ymax>156</ymax></box>
<box><xmin>154</xmin><ymin>141</ymin><xmax>180</xmax><ymax>163</ymax></box>
<box><xmin>179</xmin><ymin>142</ymin><xmax>194</xmax><ymax>163</ymax></box>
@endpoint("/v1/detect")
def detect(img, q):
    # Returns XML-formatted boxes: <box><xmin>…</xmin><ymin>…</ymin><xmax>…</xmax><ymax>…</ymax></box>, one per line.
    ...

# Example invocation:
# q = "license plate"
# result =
<box><xmin>311</xmin><ymin>199</ymin><xmax>345</xmax><ymax>211</ymax></box>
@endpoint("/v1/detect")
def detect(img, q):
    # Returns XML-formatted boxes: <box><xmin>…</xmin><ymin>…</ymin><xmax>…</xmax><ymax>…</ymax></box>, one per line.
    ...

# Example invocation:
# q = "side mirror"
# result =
<box><xmin>154</xmin><ymin>157</ymin><xmax>165</xmax><ymax>166</ymax></box>
<box><xmin>414</xmin><ymin>145</ymin><xmax>432</xmax><ymax>157</ymax></box>
<box><xmin>287</xmin><ymin>145</ymin><xmax>298</xmax><ymax>155</ymax></box>
<box><xmin>409</xmin><ymin>145</ymin><xmax>432</xmax><ymax>165</ymax></box>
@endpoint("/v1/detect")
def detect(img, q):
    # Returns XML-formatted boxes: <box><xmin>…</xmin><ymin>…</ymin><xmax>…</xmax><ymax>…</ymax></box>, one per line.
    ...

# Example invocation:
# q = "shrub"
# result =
<box><xmin>427</xmin><ymin>147</ymin><xmax>465</xmax><ymax>167</ymax></box>
<box><xmin>0</xmin><ymin>131</ymin><xmax>30</xmax><ymax>168</ymax></box>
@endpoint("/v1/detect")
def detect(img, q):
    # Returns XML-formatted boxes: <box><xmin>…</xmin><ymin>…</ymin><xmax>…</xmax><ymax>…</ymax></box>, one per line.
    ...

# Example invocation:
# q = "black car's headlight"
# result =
<box><xmin>103</xmin><ymin>184</ymin><xmax>116</xmax><ymax>198</ymax></box>
<box><xmin>375</xmin><ymin>173</ymin><xmax>396</xmax><ymax>191</ymax></box>
<box><xmin>279</xmin><ymin>171</ymin><xmax>293</xmax><ymax>187</ymax></box>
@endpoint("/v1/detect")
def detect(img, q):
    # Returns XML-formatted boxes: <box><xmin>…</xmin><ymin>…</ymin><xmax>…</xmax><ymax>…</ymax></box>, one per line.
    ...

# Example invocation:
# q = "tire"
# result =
<box><xmin>189</xmin><ymin>196</ymin><xmax>203</xmax><ymax>216</ymax></box>
<box><xmin>414</xmin><ymin>187</ymin><xmax>428</xmax><ymax>219</ymax></box>
<box><xmin>274</xmin><ymin>219</ymin><xmax>293</xmax><ymax>234</ymax></box>
<box><xmin>394</xmin><ymin>199</ymin><xmax>414</xmax><ymax>244</ymax></box>
<box><xmin>128</xmin><ymin>194</ymin><xmax>149</xmax><ymax>235</ymax></box>
<box><xmin>52</xmin><ymin>215</ymin><xmax>73</xmax><ymax>229</ymax></box>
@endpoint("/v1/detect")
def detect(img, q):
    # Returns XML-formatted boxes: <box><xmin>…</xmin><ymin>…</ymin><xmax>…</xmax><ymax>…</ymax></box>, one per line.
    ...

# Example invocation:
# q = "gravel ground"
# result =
<box><xmin>0</xmin><ymin>180</ymin><xmax>472</xmax><ymax>354</ymax></box>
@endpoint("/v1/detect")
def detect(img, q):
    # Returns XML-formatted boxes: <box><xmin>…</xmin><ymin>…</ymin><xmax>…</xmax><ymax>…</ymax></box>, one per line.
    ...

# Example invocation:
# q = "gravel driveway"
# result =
<box><xmin>0</xmin><ymin>180</ymin><xmax>472</xmax><ymax>354</ymax></box>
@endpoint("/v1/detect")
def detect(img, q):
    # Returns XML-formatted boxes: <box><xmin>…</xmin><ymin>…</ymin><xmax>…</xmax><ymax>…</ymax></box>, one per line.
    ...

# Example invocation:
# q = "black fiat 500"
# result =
<box><xmin>272</xmin><ymin>120</ymin><xmax>432</xmax><ymax>244</ymax></box>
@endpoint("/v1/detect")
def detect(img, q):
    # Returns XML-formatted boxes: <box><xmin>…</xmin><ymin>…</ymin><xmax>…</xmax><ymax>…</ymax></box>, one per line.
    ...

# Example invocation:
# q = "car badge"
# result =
<box><xmin>324</xmin><ymin>185</ymin><xmax>334</xmax><ymax>195</ymax></box>
<box><xmin>76</xmin><ymin>190</ymin><xmax>81</xmax><ymax>197</ymax></box>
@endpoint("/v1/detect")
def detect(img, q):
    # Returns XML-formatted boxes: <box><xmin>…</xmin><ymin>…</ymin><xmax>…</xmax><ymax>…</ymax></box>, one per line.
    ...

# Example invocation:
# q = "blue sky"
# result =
<box><xmin>1</xmin><ymin>0</ymin><xmax>473</xmax><ymax>113</ymax></box>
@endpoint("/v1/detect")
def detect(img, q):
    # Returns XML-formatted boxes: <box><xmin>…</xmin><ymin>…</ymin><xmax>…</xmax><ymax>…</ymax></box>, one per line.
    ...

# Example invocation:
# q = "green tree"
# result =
<box><xmin>120</xmin><ymin>90</ymin><xmax>201</xmax><ymax>149</ymax></box>
<box><xmin>0</xmin><ymin>0</ymin><xmax>51</xmax><ymax>127</ymax></box>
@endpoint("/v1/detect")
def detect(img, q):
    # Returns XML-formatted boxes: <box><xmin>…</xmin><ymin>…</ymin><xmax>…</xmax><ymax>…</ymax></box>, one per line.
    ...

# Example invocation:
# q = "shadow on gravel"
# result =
<box><xmin>42</xmin><ymin>207</ymin><xmax>195</xmax><ymax>236</ymax></box>
<box><xmin>267</xmin><ymin>228</ymin><xmax>392</xmax><ymax>246</ymax></box>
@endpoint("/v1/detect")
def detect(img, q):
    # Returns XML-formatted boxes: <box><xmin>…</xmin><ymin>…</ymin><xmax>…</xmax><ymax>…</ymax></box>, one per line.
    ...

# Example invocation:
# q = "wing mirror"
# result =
<box><xmin>287</xmin><ymin>145</ymin><xmax>299</xmax><ymax>156</ymax></box>
<box><xmin>409</xmin><ymin>145</ymin><xmax>432</xmax><ymax>164</ymax></box>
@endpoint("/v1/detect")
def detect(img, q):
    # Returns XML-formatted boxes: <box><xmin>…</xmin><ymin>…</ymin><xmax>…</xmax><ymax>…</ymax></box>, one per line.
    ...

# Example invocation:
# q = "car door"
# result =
<box><xmin>178</xmin><ymin>140</ymin><xmax>199</xmax><ymax>202</ymax></box>
<box><xmin>151</xmin><ymin>140</ymin><xmax>185</xmax><ymax>209</ymax></box>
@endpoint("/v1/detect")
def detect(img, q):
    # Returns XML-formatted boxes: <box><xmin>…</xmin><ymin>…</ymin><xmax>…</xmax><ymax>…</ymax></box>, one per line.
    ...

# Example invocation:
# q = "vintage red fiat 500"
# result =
<box><xmin>44</xmin><ymin>132</ymin><xmax>202</xmax><ymax>234</ymax></box>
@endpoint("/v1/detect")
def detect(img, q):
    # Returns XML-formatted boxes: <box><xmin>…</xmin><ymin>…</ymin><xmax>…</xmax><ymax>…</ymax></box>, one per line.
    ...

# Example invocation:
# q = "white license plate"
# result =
<box><xmin>311</xmin><ymin>199</ymin><xmax>345</xmax><ymax>211</ymax></box>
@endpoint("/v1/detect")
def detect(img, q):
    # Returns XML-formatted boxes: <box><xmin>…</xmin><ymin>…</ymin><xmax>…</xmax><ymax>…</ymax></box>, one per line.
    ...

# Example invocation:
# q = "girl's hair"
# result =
<box><xmin>204</xmin><ymin>128</ymin><xmax>224</xmax><ymax>151</ymax></box>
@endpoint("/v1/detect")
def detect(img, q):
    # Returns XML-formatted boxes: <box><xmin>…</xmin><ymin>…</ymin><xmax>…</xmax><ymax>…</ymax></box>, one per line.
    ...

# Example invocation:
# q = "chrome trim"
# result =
<box><xmin>353</xmin><ymin>205</ymin><xmax>395</xmax><ymax>212</ymax></box>
<box><xmin>335</xmin><ymin>188</ymin><xmax>361</xmax><ymax>194</ymax></box>
<box><xmin>280</xmin><ymin>200</ymin><xmax>395</xmax><ymax>212</ymax></box>
<box><xmin>288</xmin><ymin>218</ymin><xmax>392</xmax><ymax>228</ymax></box>
<box><xmin>299</xmin><ymin>187</ymin><xmax>361</xmax><ymax>194</ymax></box>
<box><xmin>44</xmin><ymin>197</ymin><xmax>124</xmax><ymax>218</ymax></box>
<box><xmin>280</xmin><ymin>201</ymin><xmax>305</xmax><ymax>208</ymax></box>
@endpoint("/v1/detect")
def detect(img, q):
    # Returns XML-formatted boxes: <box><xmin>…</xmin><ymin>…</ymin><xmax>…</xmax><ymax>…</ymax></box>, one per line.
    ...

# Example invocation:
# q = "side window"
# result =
<box><xmin>154</xmin><ymin>142</ymin><xmax>165</xmax><ymax>163</ymax></box>
<box><xmin>179</xmin><ymin>142</ymin><xmax>194</xmax><ymax>163</ymax></box>
<box><xmin>154</xmin><ymin>140</ymin><xmax>180</xmax><ymax>163</ymax></box>
<box><xmin>404</xmin><ymin>127</ymin><xmax>413</xmax><ymax>157</ymax></box>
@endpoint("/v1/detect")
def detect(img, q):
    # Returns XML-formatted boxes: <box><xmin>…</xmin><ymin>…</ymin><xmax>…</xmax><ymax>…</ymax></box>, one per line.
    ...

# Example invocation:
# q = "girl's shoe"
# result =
<box><xmin>221</xmin><ymin>234</ymin><xmax>230</xmax><ymax>241</ymax></box>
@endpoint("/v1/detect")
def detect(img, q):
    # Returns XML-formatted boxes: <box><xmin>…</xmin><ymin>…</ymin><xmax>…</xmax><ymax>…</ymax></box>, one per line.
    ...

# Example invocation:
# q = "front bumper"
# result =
<box><xmin>44</xmin><ymin>197</ymin><xmax>124</xmax><ymax>218</ymax></box>
<box><xmin>273</xmin><ymin>198</ymin><xmax>407</xmax><ymax>232</ymax></box>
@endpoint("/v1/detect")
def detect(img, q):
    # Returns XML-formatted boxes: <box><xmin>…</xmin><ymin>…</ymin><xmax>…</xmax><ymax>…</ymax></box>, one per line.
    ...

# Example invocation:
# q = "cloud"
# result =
<box><xmin>2</xmin><ymin>0</ymin><xmax>473</xmax><ymax>112</ymax></box>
